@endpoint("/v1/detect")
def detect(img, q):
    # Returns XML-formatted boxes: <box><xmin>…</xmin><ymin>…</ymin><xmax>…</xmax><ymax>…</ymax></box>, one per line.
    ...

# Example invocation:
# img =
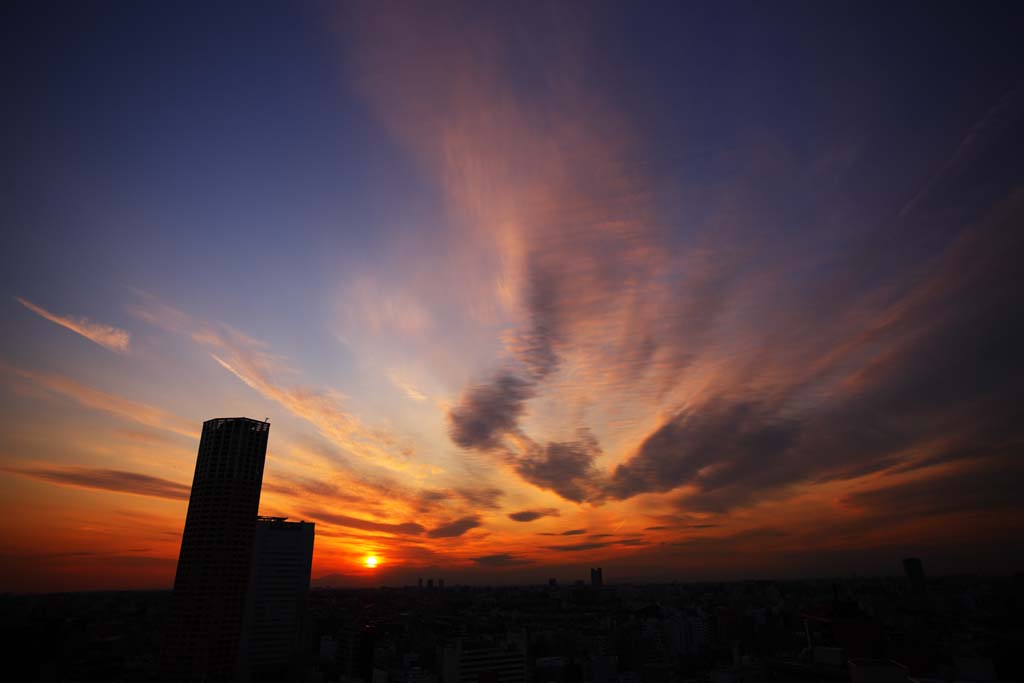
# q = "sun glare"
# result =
<box><xmin>364</xmin><ymin>554</ymin><xmax>379</xmax><ymax>568</ymax></box>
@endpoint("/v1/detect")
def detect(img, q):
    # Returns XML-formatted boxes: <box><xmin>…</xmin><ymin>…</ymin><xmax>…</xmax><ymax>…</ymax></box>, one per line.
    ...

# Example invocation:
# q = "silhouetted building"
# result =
<box><xmin>318</xmin><ymin>618</ymin><xmax>373</xmax><ymax>680</ymax></box>
<box><xmin>849</xmin><ymin>659</ymin><xmax>909</xmax><ymax>683</ymax></box>
<box><xmin>162</xmin><ymin>417</ymin><xmax>270</xmax><ymax>682</ymax></box>
<box><xmin>902</xmin><ymin>558</ymin><xmax>925</xmax><ymax>594</ymax></box>
<box><xmin>442</xmin><ymin>635</ymin><xmax>527</xmax><ymax>683</ymax></box>
<box><xmin>239</xmin><ymin>517</ymin><xmax>315</xmax><ymax>682</ymax></box>
<box><xmin>591</xmin><ymin>567</ymin><xmax>603</xmax><ymax>588</ymax></box>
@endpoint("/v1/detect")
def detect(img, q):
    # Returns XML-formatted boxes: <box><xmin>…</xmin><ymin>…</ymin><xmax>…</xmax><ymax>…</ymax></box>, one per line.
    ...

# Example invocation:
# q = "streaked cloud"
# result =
<box><xmin>388</xmin><ymin>370</ymin><xmax>427</xmax><ymax>402</ymax></box>
<box><xmin>426</xmin><ymin>516</ymin><xmax>482</xmax><ymax>538</ymax></box>
<box><xmin>129</xmin><ymin>293</ymin><xmax>414</xmax><ymax>470</ymax></box>
<box><xmin>840</xmin><ymin>458</ymin><xmax>1024</xmax><ymax>519</ymax></box>
<box><xmin>0</xmin><ymin>363</ymin><xmax>195</xmax><ymax>438</ymax></box>
<box><xmin>546</xmin><ymin>541</ymin><xmax>612</xmax><ymax>553</ymax></box>
<box><xmin>301</xmin><ymin>508</ymin><xmax>426</xmax><ymax>536</ymax></box>
<box><xmin>16</xmin><ymin>297</ymin><xmax>130</xmax><ymax>353</ymax></box>
<box><xmin>472</xmin><ymin>553</ymin><xmax>532</xmax><ymax>567</ymax></box>
<box><xmin>6</xmin><ymin>466</ymin><xmax>190</xmax><ymax>500</ymax></box>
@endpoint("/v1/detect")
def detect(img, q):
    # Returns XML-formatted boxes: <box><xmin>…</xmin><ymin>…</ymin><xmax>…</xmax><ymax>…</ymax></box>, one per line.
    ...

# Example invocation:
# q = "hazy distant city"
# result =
<box><xmin>4</xmin><ymin>566</ymin><xmax>1021</xmax><ymax>681</ymax></box>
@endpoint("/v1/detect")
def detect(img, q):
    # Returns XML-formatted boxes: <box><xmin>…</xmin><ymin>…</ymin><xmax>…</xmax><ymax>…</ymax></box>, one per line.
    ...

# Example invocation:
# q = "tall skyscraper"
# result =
<box><xmin>162</xmin><ymin>417</ymin><xmax>270</xmax><ymax>682</ymax></box>
<box><xmin>590</xmin><ymin>567</ymin><xmax>603</xmax><ymax>588</ymax></box>
<box><xmin>903</xmin><ymin>557</ymin><xmax>926</xmax><ymax>594</ymax></box>
<box><xmin>238</xmin><ymin>517</ymin><xmax>315</xmax><ymax>682</ymax></box>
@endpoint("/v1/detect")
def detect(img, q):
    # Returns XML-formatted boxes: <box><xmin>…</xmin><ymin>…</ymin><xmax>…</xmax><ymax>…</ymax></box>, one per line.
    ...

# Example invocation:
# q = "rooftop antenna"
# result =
<box><xmin>264</xmin><ymin>417</ymin><xmax>270</xmax><ymax>423</ymax></box>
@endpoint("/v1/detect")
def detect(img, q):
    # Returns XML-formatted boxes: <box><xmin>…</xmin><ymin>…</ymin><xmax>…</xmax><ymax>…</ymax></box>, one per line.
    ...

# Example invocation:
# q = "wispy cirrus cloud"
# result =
<box><xmin>5</xmin><ymin>465</ymin><xmax>189</xmax><ymax>500</ymax></box>
<box><xmin>129</xmin><ymin>293</ymin><xmax>414</xmax><ymax>470</ymax></box>
<box><xmin>0</xmin><ymin>362</ymin><xmax>195</xmax><ymax>438</ymax></box>
<box><xmin>388</xmin><ymin>370</ymin><xmax>427</xmax><ymax>402</ymax></box>
<box><xmin>351</xmin><ymin>2</ymin><xmax>670</xmax><ymax>409</ymax></box>
<box><xmin>349</xmin><ymin>1</ymin><xmax>1024</xmax><ymax>541</ymax></box>
<box><xmin>16</xmin><ymin>297</ymin><xmax>130</xmax><ymax>352</ymax></box>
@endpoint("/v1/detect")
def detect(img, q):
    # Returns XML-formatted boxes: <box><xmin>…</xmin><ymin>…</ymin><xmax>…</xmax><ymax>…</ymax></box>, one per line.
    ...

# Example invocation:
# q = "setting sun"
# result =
<box><xmin>364</xmin><ymin>555</ymin><xmax>379</xmax><ymax>569</ymax></box>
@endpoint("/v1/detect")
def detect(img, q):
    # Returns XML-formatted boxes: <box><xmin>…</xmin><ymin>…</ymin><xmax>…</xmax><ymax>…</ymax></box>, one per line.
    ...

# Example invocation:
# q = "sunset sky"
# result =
<box><xmin>3</xmin><ymin>2</ymin><xmax>1024</xmax><ymax>592</ymax></box>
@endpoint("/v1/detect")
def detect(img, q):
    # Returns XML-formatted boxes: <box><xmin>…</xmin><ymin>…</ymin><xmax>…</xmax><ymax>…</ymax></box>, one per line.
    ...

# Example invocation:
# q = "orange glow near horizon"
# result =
<box><xmin>364</xmin><ymin>554</ymin><xmax>379</xmax><ymax>569</ymax></box>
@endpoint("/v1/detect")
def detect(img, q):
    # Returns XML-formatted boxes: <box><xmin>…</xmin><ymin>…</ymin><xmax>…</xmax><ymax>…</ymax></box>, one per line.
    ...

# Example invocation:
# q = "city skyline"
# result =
<box><xmin>3</xmin><ymin>2</ymin><xmax>1024</xmax><ymax>593</ymax></box>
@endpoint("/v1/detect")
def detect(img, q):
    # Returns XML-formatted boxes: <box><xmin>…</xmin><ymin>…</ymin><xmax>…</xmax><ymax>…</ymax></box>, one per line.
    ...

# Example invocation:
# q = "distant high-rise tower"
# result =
<box><xmin>591</xmin><ymin>567</ymin><xmax>603</xmax><ymax>588</ymax></box>
<box><xmin>903</xmin><ymin>557</ymin><xmax>926</xmax><ymax>594</ymax></box>
<box><xmin>162</xmin><ymin>417</ymin><xmax>270</xmax><ymax>682</ymax></box>
<box><xmin>239</xmin><ymin>517</ymin><xmax>315</xmax><ymax>682</ymax></box>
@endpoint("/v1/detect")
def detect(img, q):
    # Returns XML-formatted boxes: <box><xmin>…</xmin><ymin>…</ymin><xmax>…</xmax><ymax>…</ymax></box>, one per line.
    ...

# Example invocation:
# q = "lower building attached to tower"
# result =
<box><xmin>239</xmin><ymin>517</ymin><xmax>315</xmax><ymax>683</ymax></box>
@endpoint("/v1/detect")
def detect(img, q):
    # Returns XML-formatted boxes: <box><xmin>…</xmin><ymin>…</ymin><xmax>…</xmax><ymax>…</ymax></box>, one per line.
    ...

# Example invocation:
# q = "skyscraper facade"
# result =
<box><xmin>239</xmin><ymin>517</ymin><xmax>315</xmax><ymax>682</ymax></box>
<box><xmin>903</xmin><ymin>557</ymin><xmax>926</xmax><ymax>594</ymax></box>
<box><xmin>162</xmin><ymin>417</ymin><xmax>270</xmax><ymax>682</ymax></box>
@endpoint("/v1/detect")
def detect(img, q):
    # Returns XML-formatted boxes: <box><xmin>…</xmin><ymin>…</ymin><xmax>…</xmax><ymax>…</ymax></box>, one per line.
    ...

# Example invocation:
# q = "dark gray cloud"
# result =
<box><xmin>538</xmin><ymin>528</ymin><xmax>587</xmax><ymax>536</ymax></box>
<box><xmin>514</xmin><ymin>432</ymin><xmax>605</xmax><ymax>502</ymax></box>
<box><xmin>516</xmin><ymin>262</ymin><xmax>565</xmax><ymax>378</ymax></box>
<box><xmin>427</xmin><ymin>516</ymin><xmax>482</xmax><ymax>538</ymax></box>
<box><xmin>472</xmin><ymin>553</ymin><xmax>532</xmax><ymax>566</ymax></box>
<box><xmin>607</xmin><ymin>400</ymin><xmax>796</xmax><ymax>502</ymax></box>
<box><xmin>6</xmin><ymin>466</ymin><xmax>190</xmax><ymax>500</ymax></box>
<box><xmin>546</xmin><ymin>537</ymin><xmax>648</xmax><ymax>552</ymax></box>
<box><xmin>508</xmin><ymin>508</ymin><xmax>560</xmax><ymax>522</ymax></box>
<box><xmin>449</xmin><ymin>372</ymin><xmax>534</xmax><ymax>450</ymax></box>
<box><xmin>547</xmin><ymin>541</ymin><xmax>611</xmax><ymax>552</ymax></box>
<box><xmin>454</xmin><ymin>486</ymin><xmax>504</xmax><ymax>509</ymax></box>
